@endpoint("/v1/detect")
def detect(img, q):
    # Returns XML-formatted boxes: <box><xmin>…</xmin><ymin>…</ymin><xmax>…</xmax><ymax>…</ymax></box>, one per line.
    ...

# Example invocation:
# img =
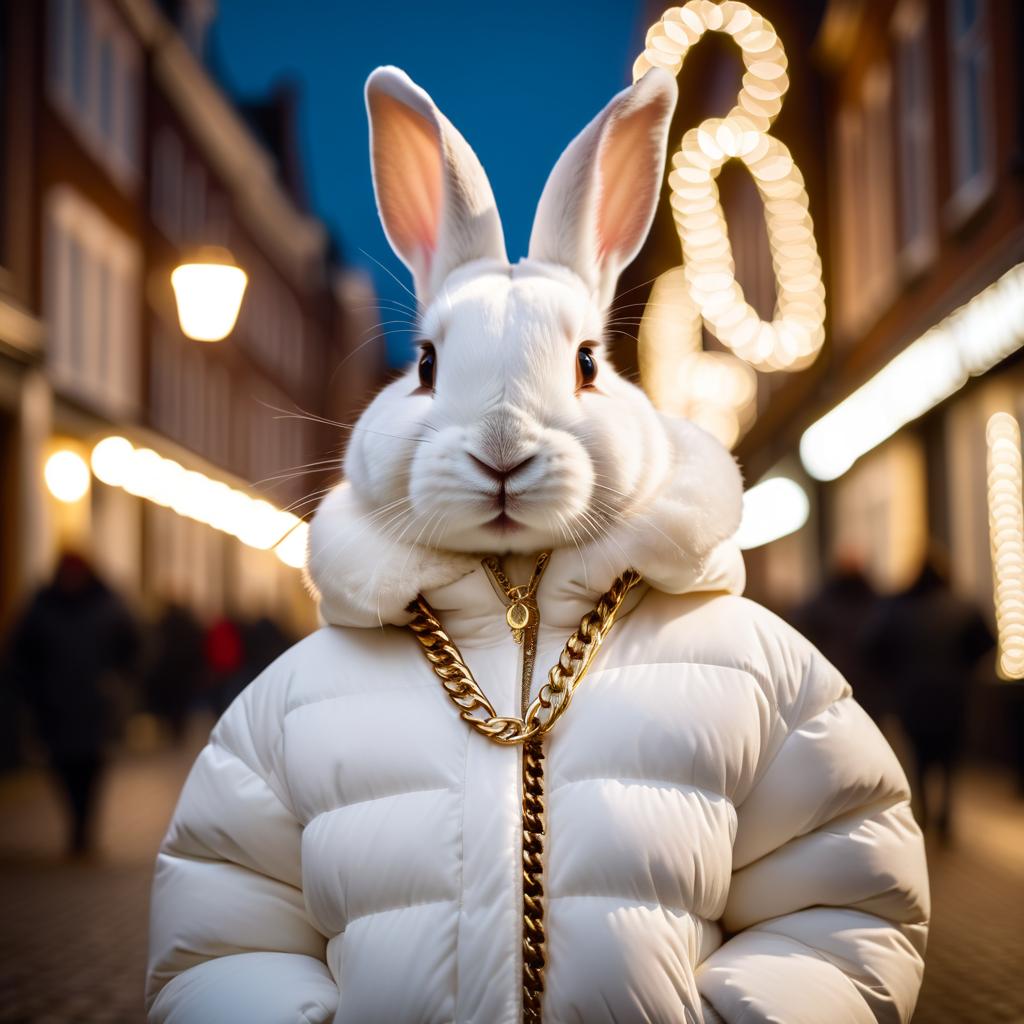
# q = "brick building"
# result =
<box><xmin>0</xmin><ymin>0</ymin><xmax>385</xmax><ymax>635</ymax></box>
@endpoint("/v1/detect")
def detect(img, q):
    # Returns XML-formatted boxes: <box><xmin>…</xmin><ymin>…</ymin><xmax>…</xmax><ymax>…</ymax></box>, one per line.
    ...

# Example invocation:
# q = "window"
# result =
<box><xmin>151</xmin><ymin>127</ymin><xmax>183</xmax><ymax>241</ymax></box>
<box><xmin>947</xmin><ymin>0</ymin><xmax>994</xmax><ymax>219</ymax></box>
<box><xmin>150</xmin><ymin>327</ymin><xmax>234</xmax><ymax>469</ymax></box>
<box><xmin>894</xmin><ymin>1</ymin><xmax>936</xmax><ymax>275</ymax></box>
<box><xmin>183</xmin><ymin>162</ymin><xmax>207</xmax><ymax>242</ymax></box>
<box><xmin>834</xmin><ymin>63</ymin><xmax>897</xmax><ymax>337</ymax></box>
<box><xmin>44</xmin><ymin>186</ymin><xmax>140</xmax><ymax>415</ymax></box>
<box><xmin>836</xmin><ymin>105</ymin><xmax>864</xmax><ymax>335</ymax></box>
<box><xmin>47</xmin><ymin>0</ymin><xmax>141</xmax><ymax>187</ymax></box>
<box><xmin>864</xmin><ymin>66</ymin><xmax>897</xmax><ymax>305</ymax></box>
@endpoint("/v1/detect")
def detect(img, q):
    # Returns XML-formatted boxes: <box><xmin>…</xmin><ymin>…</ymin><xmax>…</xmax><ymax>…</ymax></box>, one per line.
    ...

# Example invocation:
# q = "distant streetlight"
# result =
<box><xmin>45</xmin><ymin>449</ymin><xmax>90</xmax><ymax>503</ymax></box>
<box><xmin>171</xmin><ymin>246</ymin><xmax>248</xmax><ymax>342</ymax></box>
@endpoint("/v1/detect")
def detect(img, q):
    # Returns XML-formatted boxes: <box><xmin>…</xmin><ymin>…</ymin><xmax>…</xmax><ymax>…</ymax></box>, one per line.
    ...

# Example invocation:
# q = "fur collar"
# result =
<box><xmin>305</xmin><ymin>417</ymin><xmax>744</xmax><ymax>629</ymax></box>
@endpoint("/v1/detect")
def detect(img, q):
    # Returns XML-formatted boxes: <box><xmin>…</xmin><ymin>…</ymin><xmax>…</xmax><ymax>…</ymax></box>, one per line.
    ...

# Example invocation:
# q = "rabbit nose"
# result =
<box><xmin>469</xmin><ymin>452</ymin><xmax>537</xmax><ymax>483</ymax></box>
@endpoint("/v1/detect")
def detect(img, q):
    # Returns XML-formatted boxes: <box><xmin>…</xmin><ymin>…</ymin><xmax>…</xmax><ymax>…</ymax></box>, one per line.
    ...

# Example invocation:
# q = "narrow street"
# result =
<box><xmin>0</xmin><ymin>731</ymin><xmax>1021</xmax><ymax>1023</ymax></box>
<box><xmin>0</xmin><ymin>727</ymin><xmax>204</xmax><ymax>1024</ymax></box>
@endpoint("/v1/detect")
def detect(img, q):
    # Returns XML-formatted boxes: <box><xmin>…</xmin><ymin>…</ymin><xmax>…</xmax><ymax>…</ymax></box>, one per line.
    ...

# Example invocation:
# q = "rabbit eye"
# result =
<box><xmin>576</xmin><ymin>345</ymin><xmax>598</xmax><ymax>390</ymax></box>
<box><xmin>418</xmin><ymin>343</ymin><xmax>436</xmax><ymax>391</ymax></box>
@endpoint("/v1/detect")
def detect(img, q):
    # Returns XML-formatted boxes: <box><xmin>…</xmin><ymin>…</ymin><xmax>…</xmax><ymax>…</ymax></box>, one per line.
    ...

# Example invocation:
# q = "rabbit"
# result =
<box><xmin>307</xmin><ymin>65</ymin><xmax>744</xmax><ymax>627</ymax></box>
<box><xmin>147</xmin><ymin>64</ymin><xmax>927</xmax><ymax>1024</ymax></box>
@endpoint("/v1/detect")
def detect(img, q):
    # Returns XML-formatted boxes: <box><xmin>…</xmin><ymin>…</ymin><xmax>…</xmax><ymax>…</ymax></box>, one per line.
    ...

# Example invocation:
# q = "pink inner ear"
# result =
<box><xmin>596</xmin><ymin>103</ymin><xmax>665</xmax><ymax>261</ymax></box>
<box><xmin>370</xmin><ymin>92</ymin><xmax>443</xmax><ymax>266</ymax></box>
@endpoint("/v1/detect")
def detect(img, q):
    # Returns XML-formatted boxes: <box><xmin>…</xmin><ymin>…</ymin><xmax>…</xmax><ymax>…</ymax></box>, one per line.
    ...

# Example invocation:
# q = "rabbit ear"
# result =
<box><xmin>366</xmin><ymin>66</ymin><xmax>507</xmax><ymax>307</ymax></box>
<box><xmin>528</xmin><ymin>68</ymin><xmax>677</xmax><ymax>309</ymax></box>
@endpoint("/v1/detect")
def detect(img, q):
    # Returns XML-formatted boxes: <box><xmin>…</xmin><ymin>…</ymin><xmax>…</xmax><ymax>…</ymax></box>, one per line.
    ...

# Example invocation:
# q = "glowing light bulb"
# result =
<box><xmin>90</xmin><ymin>436</ymin><xmax>134</xmax><ymax>487</ymax></box>
<box><xmin>171</xmin><ymin>248</ymin><xmax>248</xmax><ymax>342</ymax></box>
<box><xmin>45</xmin><ymin>450</ymin><xmax>90</xmax><ymax>504</ymax></box>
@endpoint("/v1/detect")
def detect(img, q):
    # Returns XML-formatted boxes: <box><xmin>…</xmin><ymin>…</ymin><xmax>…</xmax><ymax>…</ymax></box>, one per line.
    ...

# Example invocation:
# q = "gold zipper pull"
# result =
<box><xmin>483</xmin><ymin>554</ymin><xmax>550</xmax><ymax>645</ymax></box>
<box><xmin>506</xmin><ymin>587</ymin><xmax>532</xmax><ymax>644</ymax></box>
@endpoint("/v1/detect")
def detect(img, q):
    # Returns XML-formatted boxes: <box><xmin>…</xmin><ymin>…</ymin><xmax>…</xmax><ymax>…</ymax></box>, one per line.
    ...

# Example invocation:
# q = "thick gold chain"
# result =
<box><xmin>407</xmin><ymin>566</ymin><xmax>642</xmax><ymax>1021</ymax></box>
<box><xmin>406</xmin><ymin>568</ymin><xmax>642</xmax><ymax>745</ymax></box>
<box><xmin>520</xmin><ymin>736</ymin><xmax>546</xmax><ymax>1023</ymax></box>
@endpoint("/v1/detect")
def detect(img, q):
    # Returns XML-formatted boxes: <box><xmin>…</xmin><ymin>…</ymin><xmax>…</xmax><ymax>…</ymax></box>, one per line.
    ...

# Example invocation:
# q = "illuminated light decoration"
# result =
<box><xmin>90</xmin><ymin>436</ymin><xmax>135</xmax><ymax>487</ymax></box>
<box><xmin>44</xmin><ymin>449</ymin><xmax>90</xmax><ymax>504</ymax></box>
<box><xmin>274</xmin><ymin>521</ymin><xmax>310</xmax><ymax>570</ymax></box>
<box><xmin>171</xmin><ymin>247</ymin><xmax>248</xmax><ymax>342</ymax></box>
<box><xmin>88</xmin><ymin>436</ymin><xmax>308</xmax><ymax>570</ymax></box>
<box><xmin>986</xmin><ymin>413</ymin><xmax>1024</xmax><ymax>680</ymax></box>
<box><xmin>639</xmin><ymin>267</ymin><xmax>756</xmax><ymax>448</ymax></box>
<box><xmin>735</xmin><ymin>474</ymin><xmax>809</xmax><ymax>550</ymax></box>
<box><xmin>635</xmin><ymin>1</ymin><xmax>826</xmax><ymax>375</ymax></box>
<box><xmin>801</xmin><ymin>261</ymin><xmax>1024</xmax><ymax>481</ymax></box>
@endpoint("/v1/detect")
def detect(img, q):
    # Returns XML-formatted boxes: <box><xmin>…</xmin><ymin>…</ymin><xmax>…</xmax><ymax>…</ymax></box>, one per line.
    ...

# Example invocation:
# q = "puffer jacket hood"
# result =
<box><xmin>147</xmin><ymin>418</ymin><xmax>929</xmax><ymax>1024</ymax></box>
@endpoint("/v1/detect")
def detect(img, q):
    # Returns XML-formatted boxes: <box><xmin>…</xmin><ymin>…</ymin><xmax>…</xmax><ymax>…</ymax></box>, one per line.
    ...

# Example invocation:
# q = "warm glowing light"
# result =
<box><xmin>639</xmin><ymin>267</ymin><xmax>756</xmax><ymax>448</ymax></box>
<box><xmin>986</xmin><ymin>413</ymin><xmax>1024</xmax><ymax>680</ymax></box>
<box><xmin>801</xmin><ymin>262</ymin><xmax>1024</xmax><ymax>481</ymax></box>
<box><xmin>274</xmin><ymin>521</ymin><xmax>309</xmax><ymax>569</ymax></box>
<box><xmin>171</xmin><ymin>250</ymin><xmax>248</xmax><ymax>342</ymax></box>
<box><xmin>90</xmin><ymin>436</ymin><xmax>134</xmax><ymax>487</ymax></box>
<box><xmin>635</xmin><ymin>1</ymin><xmax>825</xmax><ymax>374</ymax></box>
<box><xmin>45</xmin><ymin>450</ymin><xmax>90</xmax><ymax>504</ymax></box>
<box><xmin>88</xmin><ymin>436</ymin><xmax>305</xmax><ymax>567</ymax></box>
<box><xmin>735</xmin><ymin>474</ymin><xmax>809</xmax><ymax>549</ymax></box>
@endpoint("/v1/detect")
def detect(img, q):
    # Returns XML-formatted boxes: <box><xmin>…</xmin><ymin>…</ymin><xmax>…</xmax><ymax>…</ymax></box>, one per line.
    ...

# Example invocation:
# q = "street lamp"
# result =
<box><xmin>171</xmin><ymin>246</ymin><xmax>248</xmax><ymax>342</ymax></box>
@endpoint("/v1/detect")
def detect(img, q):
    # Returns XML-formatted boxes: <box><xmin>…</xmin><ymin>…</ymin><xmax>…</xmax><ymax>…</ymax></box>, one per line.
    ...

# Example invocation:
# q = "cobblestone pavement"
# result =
<box><xmin>913</xmin><ymin>772</ymin><xmax>1024</xmax><ymax>1024</ymax></box>
<box><xmin>0</xmin><ymin>727</ymin><xmax>1020</xmax><ymax>1023</ymax></box>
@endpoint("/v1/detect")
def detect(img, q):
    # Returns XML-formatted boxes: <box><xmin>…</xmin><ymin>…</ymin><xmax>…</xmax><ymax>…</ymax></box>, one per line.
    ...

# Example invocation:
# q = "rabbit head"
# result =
<box><xmin>307</xmin><ymin>66</ymin><xmax>743</xmax><ymax>626</ymax></box>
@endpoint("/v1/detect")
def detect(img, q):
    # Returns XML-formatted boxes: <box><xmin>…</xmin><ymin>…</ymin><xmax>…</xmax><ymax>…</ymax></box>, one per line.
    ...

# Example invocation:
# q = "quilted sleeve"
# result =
<box><xmin>145</xmin><ymin>667</ymin><xmax>337</xmax><ymax>1024</ymax></box>
<box><xmin>697</xmin><ymin>633</ymin><xmax>930</xmax><ymax>1024</ymax></box>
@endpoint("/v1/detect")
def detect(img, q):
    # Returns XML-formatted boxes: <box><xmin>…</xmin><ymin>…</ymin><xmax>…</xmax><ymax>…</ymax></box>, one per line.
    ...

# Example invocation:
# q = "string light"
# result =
<box><xmin>801</xmin><ymin>261</ymin><xmax>1024</xmax><ymax>481</ymax></box>
<box><xmin>986</xmin><ymin>413</ymin><xmax>1024</xmax><ymax>680</ymax></box>
<box><xmin>735</xmin><ymin>474</ymin><xmax>809</xmax><ymax>549</ymax></box>
<box><xmin>639</xmin><ymin>267</ymin><xmax>756</xmax><ymax>448</ymax></box>
<box><xmin>635</xmin><ymin>1</ymin><xmax>825</xmax><ymax>375</ymax></box>
<box><xmin>89</xmin><ymin>436</ymin><xmax>308</xmax><ymax>569</ymax></box>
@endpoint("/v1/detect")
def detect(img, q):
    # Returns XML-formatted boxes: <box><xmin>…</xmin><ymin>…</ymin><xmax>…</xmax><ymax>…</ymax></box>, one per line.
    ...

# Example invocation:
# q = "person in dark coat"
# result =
<box><xmin>5</xmin><ymin>552</ymin><xmax>138</xmax><ymax>855</ymax></box>
<box><xmin>864</xmin><ymin>554</ymin><xmax>995</xmax><ymax>842</ymax></box>
<box><xmin>791</xmin><ymin>558</ymin><xmax>887</xmax><ymax>723</ymax></box>
<box><xmin>144</xmin><ymin>603</ymin><xmax>206</xmax><ymax>744</ymax></box>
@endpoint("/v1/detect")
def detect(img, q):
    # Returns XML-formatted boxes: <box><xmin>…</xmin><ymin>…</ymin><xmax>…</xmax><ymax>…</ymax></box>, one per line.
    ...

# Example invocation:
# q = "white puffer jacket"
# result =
<box><xmin>147</xmin><ymin>441</ymin><xmax>929</xmax><ymax>1024</ymax></box>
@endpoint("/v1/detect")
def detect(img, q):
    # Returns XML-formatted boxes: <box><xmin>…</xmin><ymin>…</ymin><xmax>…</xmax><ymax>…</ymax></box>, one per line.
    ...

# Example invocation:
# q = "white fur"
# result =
<box><xmin>306</xmin><ymin>66</ymin><xmax>743</xmax><ymax>627</ymax></box>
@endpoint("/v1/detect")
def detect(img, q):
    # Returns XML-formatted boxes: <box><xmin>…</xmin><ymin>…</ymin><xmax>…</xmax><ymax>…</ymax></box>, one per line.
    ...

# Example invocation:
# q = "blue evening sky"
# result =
<box><xmin>212</xmin><ymin>1</ymin><xmax>643</xmax><ymax>364</ymax></box>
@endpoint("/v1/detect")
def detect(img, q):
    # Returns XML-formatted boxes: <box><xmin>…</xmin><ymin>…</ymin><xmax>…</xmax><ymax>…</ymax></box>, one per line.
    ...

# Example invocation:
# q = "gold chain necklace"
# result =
<box><xmin>407</xmin><ymin>566</ymin><xmax>641</xmax><ymax>746</ymax></box>
<box><xmin>407</xmin><ymin>562</ymin><xmax>642</xmax><ymax>1022</ymax></box>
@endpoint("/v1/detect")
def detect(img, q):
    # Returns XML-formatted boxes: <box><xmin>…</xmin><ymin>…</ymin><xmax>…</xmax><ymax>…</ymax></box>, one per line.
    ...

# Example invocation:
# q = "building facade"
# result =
<box><xmin>628</xmin><ymin>0</ymin><xmax>1024</xmax><ymax>631</ymax></box>
<box><xmin>796</xmin><ymin>0</ymin><xmax>1024</xmax><ymax>621</ymax></box>
<box><xmin>0</xmin><ymin>0</ymin><xmax>385</xmax><ymax>636</ymax></box>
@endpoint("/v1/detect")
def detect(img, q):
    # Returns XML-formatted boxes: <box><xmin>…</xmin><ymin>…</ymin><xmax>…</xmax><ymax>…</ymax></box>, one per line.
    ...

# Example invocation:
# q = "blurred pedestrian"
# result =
<box><xmin>144</xmin><ymin>603</ymin><xmax>206</xmax><ymax>744</ymax></box>
<box><xmin>791</xmin><ymin>554</ymin><xmax>886</xmax><ymax>723</ymax></box>
<box><xmin>864</xmin><ymin>552</ymin><xmax>994</xmax><ymax>842</ymax></box>
<box><xmin>203</xmin><ymin>615</ymin><xmax>245</xmax><ymax>715</ymax></box>
<box><xmin>4</xmin><ymin>552</ymin><xmax>139</xmax><ymax>856</ymax></box>
<box><xmin>243</xmin><ymin>615</ymin><xmax>291</xmax><ymax>681</ymax></box>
